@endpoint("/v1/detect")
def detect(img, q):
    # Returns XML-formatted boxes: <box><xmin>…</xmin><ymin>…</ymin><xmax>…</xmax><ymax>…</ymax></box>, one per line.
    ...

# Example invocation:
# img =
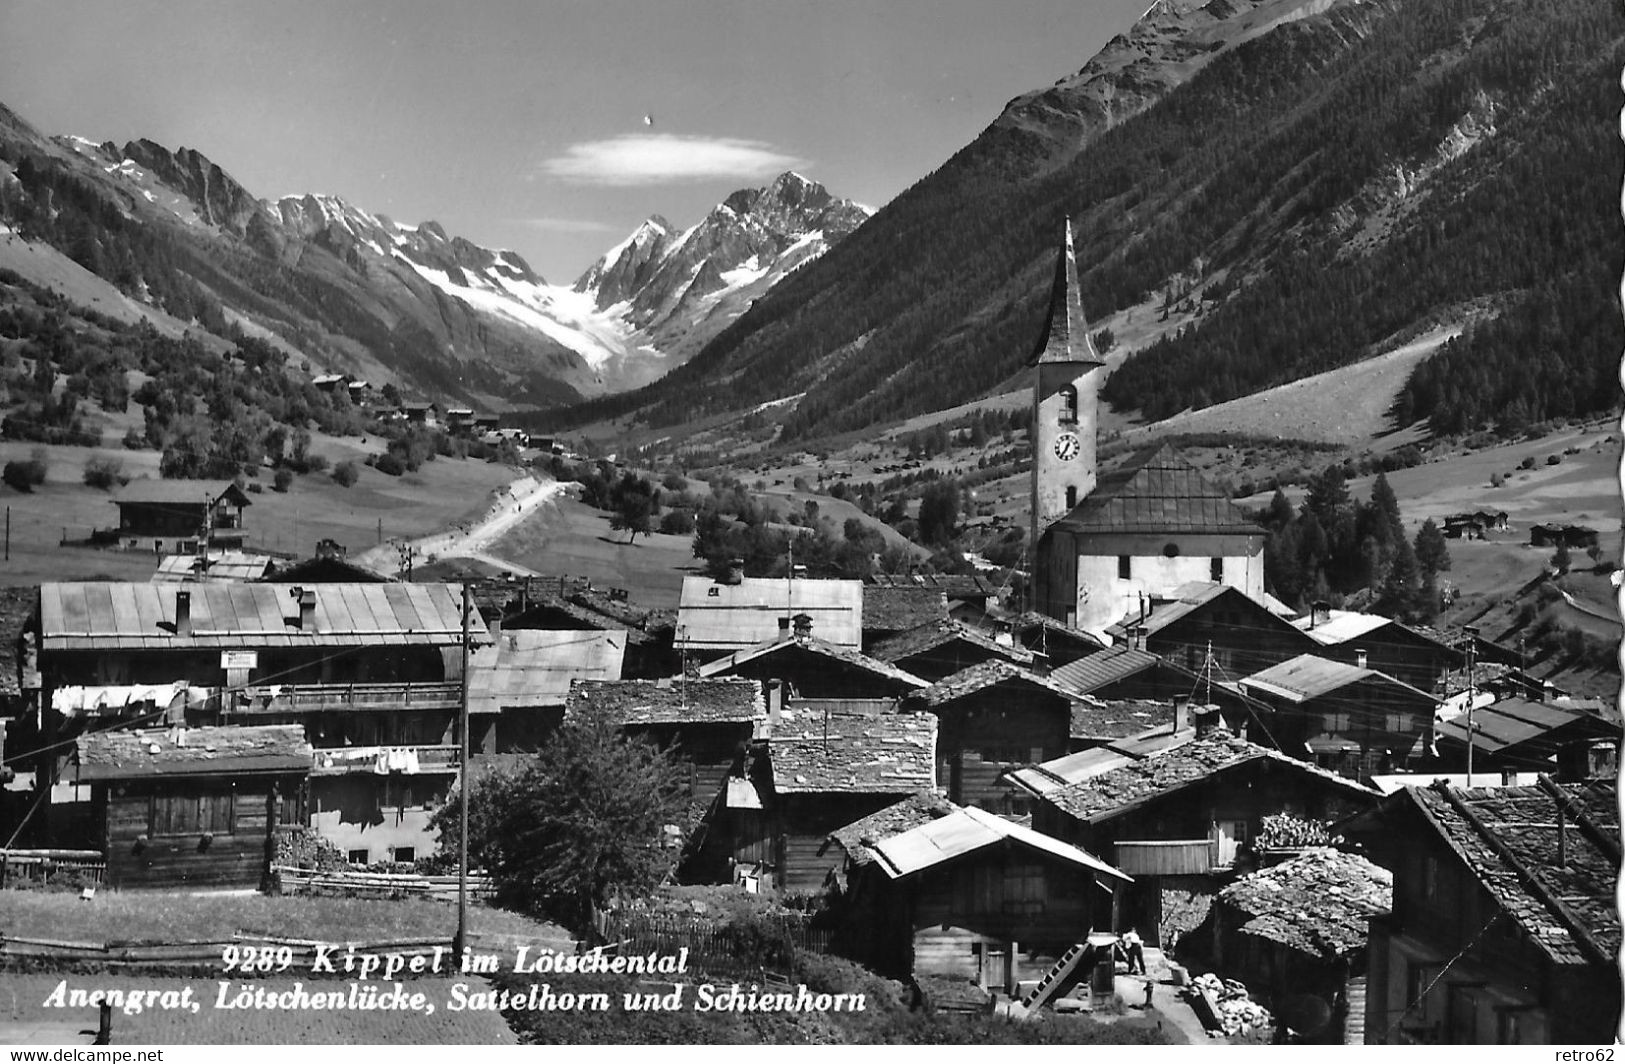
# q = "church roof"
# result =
<box><xmin>1029</xmin><ymin>219</ymin><xmax>1107</xmax><ymax>368</ymax></box>
<box><xmin>1051</xmin><ymin>444</ymin><xmax>1264</xmax><ymax>536</ymax></box>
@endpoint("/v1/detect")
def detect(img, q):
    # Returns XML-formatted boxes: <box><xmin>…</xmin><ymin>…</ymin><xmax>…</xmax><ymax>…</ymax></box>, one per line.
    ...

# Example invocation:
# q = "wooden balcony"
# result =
<box><xmin>309</xmin><ymin>744</ymin><xmax>460</xmax><ymax>776</ymax></box>
<box><xmin>1112</xmin><ymin>839</ymin><xmax>1215</xmax><ymax>876</ymax></box>
<box><xmin>230</xmin><ymin>682</ymin><xmax>463</xmax><ymax>714</ymax></box>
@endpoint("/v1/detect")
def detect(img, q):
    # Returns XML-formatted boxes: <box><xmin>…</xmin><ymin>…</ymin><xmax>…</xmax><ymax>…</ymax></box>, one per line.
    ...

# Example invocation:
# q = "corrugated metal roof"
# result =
<box><xmin>39</xmin><ymin>582</ymin><xmax>475</xmax><ymax>650</ymax></box>
<box><xmin>1004</xmin><ymin>728</ymin><xmax>1196</xmax><ymax>799</ymax></box>
<box><xmin>151</xmin><ymin>552</ymin><xmax>274</xmax><ymax>583</ymax></box>
<box><xmin>1432</xmin><ymin>697</ymin><xmax>1613</xmax><ymax>756</ymax></box>
<box><xmin>467</xmin><ymin>629</ymin><xmax>625</xmax><ymax>714</ymax></box>
<box><xmin>76</xmin><ymin>724</ymin><xmax>311</xmax><ymax>780</ymax></box>
<box><xmin>1240</xmin><ymin>654</ymin><xmax>1374</xmax><ymax>702</ymax></box>
<box><xmin>1050</xmin><ymin>645</ymin><xmax>1161</xmax><ymax>694</ymax></box>
<box><xmin>1052</xmin><ymin>445</ymin><xmax>1263</xmax><ymax>536</ymax></box>
<box><xmin>676</xmin><ymin>577</ymin><xmax>862</xmax><ymax>652</ymax></box>
<box><xmin>1290</xmin><ymin>610</ymin><xmax>1394</xmax><ymax>646</ymax></box>
<box><xmin>868</xmin><ymin>803</ymin><xmax>1129</xmax><ymax>882</ymax></box>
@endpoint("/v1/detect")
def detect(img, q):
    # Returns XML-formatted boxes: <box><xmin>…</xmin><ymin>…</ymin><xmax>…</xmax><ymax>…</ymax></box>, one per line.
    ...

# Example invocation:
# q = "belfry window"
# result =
<box><xmin>1059</xmin><ymin>385</ymin><xmax>1078</xmax><ymax>424</ymax></box>
<box><xmin>1065</xmin><ymin>486</ymin><xmax>1077</xmax><ymax>510</ymax></box>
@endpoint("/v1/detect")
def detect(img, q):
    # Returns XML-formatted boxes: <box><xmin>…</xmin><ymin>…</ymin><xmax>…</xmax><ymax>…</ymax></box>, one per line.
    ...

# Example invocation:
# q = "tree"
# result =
<box><xmin>1413</xmin><ymin>519</ymin><xmax>1451</xmax><ymax>579</ymax></box>
<box><xmin>3</xmin><ymin>449</ymin><xmax>47</xmax><ymax>493</ymax></box>
<box><xmin>331</xmin><ymin>460</ymin><xmax>360</xmax><ymax>488</ymax></box>
<box><xmin>609</xmin><ymin>487</ymin><xmax>655</xmax><ymax>543</ymax></box>
<box><xmin>436</xmin><ymin>708</ymin><xmax>686</xmax><ymax>925</ymax></box>
<box><xmin>82</xmin><ymin>454</ymin><xmax>124</xmax><ymax>490</ymax></box>
<box><xmin>917</xmin><ymin>480</ymin><xmax>960</xmax><ymax>546</ymax></box>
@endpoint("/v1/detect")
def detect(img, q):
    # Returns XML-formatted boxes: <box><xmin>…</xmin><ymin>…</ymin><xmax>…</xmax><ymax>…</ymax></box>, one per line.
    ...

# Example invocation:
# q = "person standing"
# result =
<box><xmin>1122</xmin><ymin>927</ymin><xmax>1147</xmax><ymax>975</ymax></box>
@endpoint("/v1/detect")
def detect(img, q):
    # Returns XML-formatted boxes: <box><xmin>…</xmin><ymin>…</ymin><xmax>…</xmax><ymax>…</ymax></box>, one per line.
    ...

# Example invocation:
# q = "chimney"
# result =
<box><xmin>1355</xmin><ymin>648</ymin><xmax>1369</xmax><ymax>670</ymax></box>
<box><xmin>777</xmin><ymin>616</ymin><xmax>791</xmax><ymax>638</ymax></box>
<box><xmin>174</xmin><ymin>589</ymin><xmax>192</xmax><ymax>638</ymax></box>
<box><xmin>1173</xmin><ymin>695</ymin><xmax>1191</xmax><ymax>734</ymax></box>
<box><xmin>1556</xmin><ymin>796</ymin><xmax>1567</xmax><ymax>869</ymax></box>
<box><xmin>792</xmin><ymin>612</ymin><xmax>813</xmax><ymax>641</ymax></box>
<box><xmin>294</xmin><ymin>587</ymin><xmax>317</xmax><ymax>630</ymax></box>
<box><xmin>1310</xmin><ymin>601</ymin><xmax>1331</xmax><ymax>628</ymax></box>
<box><xmin>1588</xmin><ymin>739</ymin><xmax>1618</xmax><ymax>780</ymax></box>
<box><xmin>487</xmin><ymin>611</ymin><xmax>502</xmax><ymax>640</ymax></box>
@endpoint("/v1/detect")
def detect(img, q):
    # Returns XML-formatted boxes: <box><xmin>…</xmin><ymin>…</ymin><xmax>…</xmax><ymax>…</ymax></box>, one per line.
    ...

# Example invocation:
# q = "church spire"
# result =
<box><xmin>1030</xmin><ymin>218</ymin><xmax>1107</xmax><ymax>367</ymax></box>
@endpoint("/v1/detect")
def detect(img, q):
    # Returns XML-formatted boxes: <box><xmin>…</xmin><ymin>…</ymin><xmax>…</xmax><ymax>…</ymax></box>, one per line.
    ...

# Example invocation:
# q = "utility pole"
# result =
<box><xmin>1464</xmin><ymin>625</ymin><xmax>1480</xmax><ymax>785</ymax></box>
<box><xmin>453</xmin><ymin>582</ymin><xmax>472</xmax><ymax>960</ymax></box>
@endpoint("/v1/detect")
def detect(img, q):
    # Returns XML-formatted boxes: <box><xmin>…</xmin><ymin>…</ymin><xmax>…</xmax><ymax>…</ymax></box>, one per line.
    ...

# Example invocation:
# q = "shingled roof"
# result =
<box><xmin>766</xmin><ymin>708</ymin><xmax>937</xmax><ymax>795</ymax></box>
<box><xmin>1050</xmin><ymin>445</ymin><xmax>1263</xmax><ymax>536</ymax></box>
<box><xmin>862</xmin><ymin>586</ymin><xmax>949</xmax><ymax>632</ymax></box>
<box><xmin>1049</xmin><ymin>645</ymin><xmax>1163</xmax><ymax>694</ymax></box>
<box><xmin>908</xmin><ymin>658</ymin><xmax>1075</xmax><ymax>709</ymax></box>
<box><xmin>76</xmin><ymin>724</ymin><xmax>311</xmax><ymax>781</ymax></box>
<box><xmin>865</xmin><ymin>573</ymin><xmax>1002</xmax><ymax>599</ymax></box>
<box><xmin>565</xmin><ymin>677</ymin><xmax>764</xmax><ymax>726</ymax></box>
<box><xmin>1241</xmin><ymin>653</ymin><xmax>1435</xmax><ymax>704</ymax></box>
<box><xmin>1070</xmin><ymin>697</ymin><xmax>1178</xmax><ymax>741</ymax></box>
<box><xmin>1404</xmin><ymin>780</ymin><xmax>1620</xmax><ymax>966</ymax></box>
<box><xmin>696</xmin><ymin>635</ymin><xmax>928</xmax><ymax>690</ymax></box>
<box><xmin>112</xmin><ymin>479</ymin><xmax>251</xmax><ymax>508</ymax></box>
<box><xmin>869</xmin><ymin>619</ymin><xmax>1034</xmax><ymax>667</ymax></box>
<box><xmin>1038</xmin><ymin>734</ymin><xmax>1379</xmax><ymax>824</ymax></box>
<box><xmin>1219</xmin><ymin>848</ymin><xmax>1392</xmax><ymax>960</ymax></box>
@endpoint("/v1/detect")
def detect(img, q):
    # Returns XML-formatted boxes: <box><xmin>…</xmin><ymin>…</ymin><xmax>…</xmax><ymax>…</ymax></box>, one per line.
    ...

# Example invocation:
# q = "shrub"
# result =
<box><xmin>272</xmin><ymin>467</ymin><xmax>294</xmax><ymax>492</ymax></box>
<box><xmin>1546</xmin><ymin>454</ymin><xmax>1561</xmax><ymax>465</ymax></box>
<box><xmin>331</xmin><ymin>460</ymin><xmax>360</xmax><ymax>488</ymax></box>
<box><xmin>371</xmin><ymin>451</ymin><xmax>406</xmax><ymax>476</ymax></box>
<box><xmin>3</xmin><ymin>454</ymin><xmax>47</xmax><ymax>493</ymax></box>
<box><xmin>82</xmin><ymin>454</ymin><xmax>124</xmax><ymax>490</ymax></box>
<box><xmin>122</xmin><ymin>427</ymin><xmax>147</xmax><ymax>450</ymax></box>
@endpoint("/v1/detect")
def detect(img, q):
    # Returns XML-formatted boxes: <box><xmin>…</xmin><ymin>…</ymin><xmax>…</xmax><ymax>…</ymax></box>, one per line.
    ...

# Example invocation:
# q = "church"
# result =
<box><xmin>1029</xmin><ymin>222</ymin><xmax>1268</xmax><ymax>633</ymax></box>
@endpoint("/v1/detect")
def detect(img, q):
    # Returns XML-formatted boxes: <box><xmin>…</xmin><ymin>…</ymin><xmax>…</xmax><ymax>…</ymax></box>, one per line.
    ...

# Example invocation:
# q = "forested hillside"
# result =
<box><xmin>545</xmin><ymin>0</ymin><xmax>1622</xmax><ymax>444</ymax></box>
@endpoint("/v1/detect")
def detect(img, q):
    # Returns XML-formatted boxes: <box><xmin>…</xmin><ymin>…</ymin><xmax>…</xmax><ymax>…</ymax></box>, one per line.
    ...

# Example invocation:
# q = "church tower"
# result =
<box><xmin>1029</xmin><ymin>220</ymin><xmax>1107</xmax><ymax>556</ymax></box>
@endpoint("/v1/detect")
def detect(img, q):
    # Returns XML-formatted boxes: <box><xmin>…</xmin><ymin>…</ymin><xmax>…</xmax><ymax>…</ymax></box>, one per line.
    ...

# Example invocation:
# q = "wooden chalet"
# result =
<box><xmin>469</xmin><ymin>629</ymin><xmax>625</xmax><ymax>751</ymax></box>
<box><xmin>903</xmin><ymin>660</ymin><xmax>1077</xmax><ymax>812</ymax></box>
<box><xmin>400</xmin><ymin>401</ymin><xmax>440</xmax><ymax>426</ymax></box>
<box><xmin>1020</xmin><ymin>731</ymin><xmax>1380</xmax><ymax>945</ymax></box>
<box><xmin>736</xmin><ymin>707</ymin><xmax>938</xmax><ymax>892</ymax></box>
<box><xmin>1200</xmin><ymin>848</ymin><xmax>1392</xmax><ymax>1043</ymax></box>
<box><xmin>1005</xmin><ymin>611</ymin><xmax>1105</xmax><ymax>669</ymax></box>
<box><xmin>1290</xmin><ymin>608</ymin><xmax>1463</xmax><ymax>693</ymax></box>
<box><xmin>865</xmin><ymin>573</ymin><xmax>1002</xmax><ymax>616</ymax></box>
<box><xmin>495</xmin><ymin>581</ymin><xmax>673</xmax><ymax>678</ymax></box>
<box><xmin>1353</xmin><ymin>780</ymin><xmax>1620</xmax><ymax>1044</ymax></box>
<box><xmin>696</xmin><ymin>632</ymin><xmax>927</xmax><ymax>699</ymax></box>
<box><xmin>827</xmin><ymin>800</ymin><xmax>1130</xmax><ymax>989</ymax></box>
<box><xmin>675</xmin><ymin>576</ymin><xmax>863</xmax><ymax>661</ymax></box>
<box><xmin>869</xmin><ymin>619</ymin><xmax>1034</xmax><ymax>683</ymax></box>
<box><xmin>1113</xmin><ymin>581</ymin><xmax>1320</xmax><ymax>678</ymax></box>
<box><xmin>1529</xmin><ymin>523</ymin><xmax>1600</xmax><ymax>550</ymax></box>
<box><xmin>565</xmin><ymin>677</ymin><xmax>765</xmax><ymax>879</ymax></box>
<box><xmin>110</xmin><ymin>480</ymin><xmax>252</xmax><ymax>551</ymax></box>
<box><xmin>1428</xmin><ymin>695</ymin><xmax>1619</xmax><ymax>777</ymax></box>
<box><xmin>1240</xmin><ymin>654</ymin><xmax>1440</xmax><ymax>779</ymax></box>
<box><xmin>74</xmin><ymin>725</ymin><xmax>310</xmax><ymax>889</ymax></box>
<box><xmin>1050</xmin><ymin>644</ymin><xmax>1274</xmax><ymax>731</ymax></box>
<box><xmin>860</xmin><ymin>586</ymin><xmax>949</xmax><ymax>651</ymax></box>
<box><xmin>35</xmin><ymin>581</ymin><xmax>488</xmax><ymax>867</ymax></box>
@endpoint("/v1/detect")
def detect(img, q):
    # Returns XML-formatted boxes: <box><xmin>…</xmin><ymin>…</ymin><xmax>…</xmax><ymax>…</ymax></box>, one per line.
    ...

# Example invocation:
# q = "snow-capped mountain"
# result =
<box><xmin>574</xmin><ymin>172</ymin><xmax>873</xmax><ymax>390</ymax></box>
<box><xmin>0</xmin><ymin>101</ymin><xmax>870</xmax><ymax>405</ymax></box>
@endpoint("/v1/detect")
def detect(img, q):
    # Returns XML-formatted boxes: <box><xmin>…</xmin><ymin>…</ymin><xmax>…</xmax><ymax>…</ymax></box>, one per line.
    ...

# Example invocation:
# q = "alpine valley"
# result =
<box><xmin>0</xmin><ymin>100</ymin><xmax>870</xmax><ymax>410</ymax></box>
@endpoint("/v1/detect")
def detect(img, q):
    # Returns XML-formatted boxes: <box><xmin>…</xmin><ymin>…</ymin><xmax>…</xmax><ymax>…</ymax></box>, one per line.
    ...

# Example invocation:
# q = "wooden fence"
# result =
<box><xmin>0</xmin><ymin>849</ymin><xmax>106</xmax><ymax>889</ymax></box>
<box><xmin>272</xmin><ymin>864</ymin><xmax>494</xmax><ymax>902</ymax></box>
<box><xmin>590</xmin><ymin>908</ymin><xmax>834</xmax><ymax>977</ymax></box>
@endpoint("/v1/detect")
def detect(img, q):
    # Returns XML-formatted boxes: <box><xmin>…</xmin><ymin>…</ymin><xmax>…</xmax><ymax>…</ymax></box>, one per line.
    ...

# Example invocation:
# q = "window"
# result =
<box><xmin>1447</xmin><ymin>985</ymin><xmax>1480</xmax><ymax>1043</ymax></box>
<box><xmin>1004</xmin><ymin>863</ymin><xmax>1046</xmax><ymax>915</ymax></box>
<box><xmin>150</xmin><ymin>792</ymin><xmax>235</xmax><ymax>836</ymax></box>
<box><xmin>1210</xmin><ymin>557</ymin><xmax>1224</xmax><ymax>581</ymax></box>
<box><xmin>1323</xmin><ymin>712</ymin><xmax>1351</xmax><ymax>731</ymax></box>
<box><xmin>1386</xmin><ymin>712</ymin><xmax>1410</xmax><ymax>733</ymax></box>
<box><xmin>382</xmin><ymin>778</ymin><xmax>420</xmax><ymax>809</ymax></box>
<box><xmin>347</xmin><ymin>849</ymin><xmax>370</xmax><ymax>865</ymax></box>
<box><xmin>1117</xmin><ymin>556</ymin><xmax>1131</xmax><ymax>580</ymax></box>
<box><xmin>390</xmin><ymin>846</ymin><xmax>416</xmax><ymax>864</ymax></box>
<box><xmin>1059</xmin><ymin>385</ymin><xmax>1078</xmax><ymax>424</ymax></box>
<box><xmin>1405</xmin><ymin>963</ymin><xmax>1438</xmax><ymax>1023</ymax></box>
<box><xmin>1065</xmin><ymin>486</ymin><xmax>1077</xmax><ymax>510</ymax></box>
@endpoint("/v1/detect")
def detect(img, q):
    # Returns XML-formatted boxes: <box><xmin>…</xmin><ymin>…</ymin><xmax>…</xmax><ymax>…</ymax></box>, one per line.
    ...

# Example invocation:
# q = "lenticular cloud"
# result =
<box><xmin>539</xmin><ymin>134</ymin><xmax>806</xmax><ymax>186</ymax></box>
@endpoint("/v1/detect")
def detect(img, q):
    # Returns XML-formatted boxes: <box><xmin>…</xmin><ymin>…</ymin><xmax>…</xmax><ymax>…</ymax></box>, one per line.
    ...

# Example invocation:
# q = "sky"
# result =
<box><xmin>0</xmin><ymin>0</ymin><xmax>1152</xmax><ymax>282</ymax></box>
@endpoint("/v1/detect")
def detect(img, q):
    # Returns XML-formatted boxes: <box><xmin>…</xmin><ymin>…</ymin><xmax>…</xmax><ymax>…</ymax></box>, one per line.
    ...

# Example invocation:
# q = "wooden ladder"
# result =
<box><xmin>1021</xmin><ymin>941</ymin><xmax>1089</xmax><ymax>1013</ymax></box>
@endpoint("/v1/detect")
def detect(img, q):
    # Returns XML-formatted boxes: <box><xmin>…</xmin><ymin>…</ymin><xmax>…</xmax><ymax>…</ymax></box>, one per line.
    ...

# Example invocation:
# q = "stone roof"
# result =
<box><xmin>862</xmin><ymin>586</ymin><xmax>949</xmax><ymax>632</ymax></box>
<box><xmin>864</xmin><ymin>573</ymin><xmax>1002</xmax><ymax>599</ymax></box>
<box><xmin>564</xmin><ymin>677</ymin><xmax>764</xmax><ymax>726</ymax></box>
<box><xmin>908</xmin><ymin>658</ymin><xmax>1075</xmax><ymax>709</ymax></box>
<box><xmin>766</xmin><ymin>709</ymin><xmax>937</xmax><ymax>795</ymax></box>
<box><xmin>76</xmin><ymin>725</ymin><xmax>311</xmax><ymax>780</ymax></box>
<box><xmin>1039</xmin><ymin>734</ymin><xmax>1379</xmax><ymax>824</ymax></box>
<box><xmin>824</xmin><ymin>792</ymin><xmax>956</xmax><ymax>866</ymax></box>
<box><xmin>869</xmin><ymin>619</ymin><xmax>1034</xmax><ymax>667</ymax></box>
<box><xmin>696</xmin><ymin>635</ymin><xmax>928</xmax><ymax>689</ymax></box>
<box><xmin>1407</xmin><ymin>780</ymin><xmax>1619</xmax><ymax>966</ymax></box>
<box><xmin>1219</xmin><ymin>848</ymin><xmax>1392</xmax><ymax>960</ymax></box>
<box><xmin>1070</xmin><ymin>697</ymin><xmax>1178</xmax><ymax>740</ymax></box>
<box><xmin>1051</xmin><ymin>445</ymin><xmax>1262</xmax><ymax>536</ymax></box>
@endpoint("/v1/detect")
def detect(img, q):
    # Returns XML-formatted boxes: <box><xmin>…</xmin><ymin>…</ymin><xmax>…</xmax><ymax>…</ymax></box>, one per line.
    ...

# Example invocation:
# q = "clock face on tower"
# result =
<box><xmin>1053</xmin><ymin>432</ymin><xmax>1081</xmax><ymax>461</ymax></box>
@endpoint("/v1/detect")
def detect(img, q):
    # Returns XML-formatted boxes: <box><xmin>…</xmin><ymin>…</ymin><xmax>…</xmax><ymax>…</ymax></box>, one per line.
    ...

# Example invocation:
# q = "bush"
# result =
<box><xmin>371</xmin><ymin>451</ymin><xmax>406</xmax><ymax>476</ymax></box>
<box><xmin>122</xmin><ymin>427</ymin><xmax>147</xmax><ymax>451</ymax></box>
<box><xmin>272</xmin><ymin>467</ymin><xmax>294</xmax><ymax>492</ymax></box>
<box><xmin>82</xmin><ymin>454</ymin><xmax>124</xmax><ymax>490</ymax></box>
<box><xmin>331</xmin><ymin>460</ymin><xmax>360</xmax><ymax>488</ymax></box>
<box><xmin>3</xmin><ymin>453</ymin><xmax>48</xmax><ymax>492</ymax></box>
<box><xmin>1546</xmin><ymin>454</ymin><xmax>1561</xmax><ymax>465</ymax></box>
